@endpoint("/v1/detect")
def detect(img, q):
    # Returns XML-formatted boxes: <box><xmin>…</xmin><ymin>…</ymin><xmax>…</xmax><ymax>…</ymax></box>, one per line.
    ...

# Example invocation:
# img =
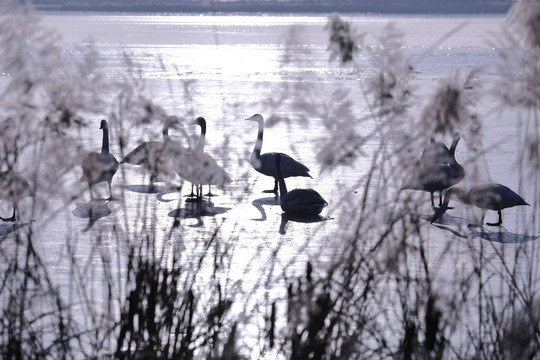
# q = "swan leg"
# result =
<box><xmin>88</xmin><ymin>184</ymin><xmax>96</xmax><ymax>201</ymax></box>
<box><xmin>184</xmin><ymin>184</ymin><xmax>197</xmax><ymax>199</ymax></box>
<box><xmin>186</xmin><ymin>184</ymin><xmax>202</xmax><ymax>202</ymax></box>
<box><xmin>107</xmin><ymin>181</ymin><xmax>116</xmax><ymax>201</ymax></box>
<box><xmin>263</xmin><ymin>180</ymin><xmax>278</xmax><ymax>194</ymax></box>
<box><xmin>486</xmin><ymin>210</ymin><xmax>503</xmax><ymax>226</ymax></box>
<box><xmin>430</xmin><ymin>192</ymin><xmax>436</xmax><ymax>210</ymax></box>
<box><xmin>0</xmin><ymin>207</ymin><xmax>16</xmax><ymax>222</ymax></box>
<box><xmin>205</xmin><ymin>185</ymin><xmax>217</xmax><ymax>197</ymax></box>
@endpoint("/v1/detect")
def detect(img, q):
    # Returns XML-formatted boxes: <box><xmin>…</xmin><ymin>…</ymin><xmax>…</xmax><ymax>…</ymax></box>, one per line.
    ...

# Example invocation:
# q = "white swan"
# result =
<box><xmin>431</xmin><ymin>183</ymin><xmax>529</xmax><ymax>226</ymax></box>
<box><xmin>121</xmin><ymin>116</ymin><xmax>185</xmax><ymax>188</ymax></box>
<box><xmin>276</xmin><ymin>153</ymin><xmax>327</xmax><ymax>215</ymax></box>
<box><xmin>80</xmin><ymin>119</ymin><xmax>118</xmax><ymax>200</ymax></box>
<box><xmin>173</xmin><ymin>117</ymin><xmax>231</xmax><ymax>201</ymax></box>
<box><xmin>246</xmin><ymin>114</ymin><xmax>311</xmax><ymax>194</ymax></box>
<box><xmin>0</xmin><ymin>170</ymin><xmax>35</xmax><ymax>221</ymax></box>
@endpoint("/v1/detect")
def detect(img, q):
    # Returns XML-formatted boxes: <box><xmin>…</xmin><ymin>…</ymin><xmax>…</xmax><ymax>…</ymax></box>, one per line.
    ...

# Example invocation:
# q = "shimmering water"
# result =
<box><xmin>2</xmin><ymin>10</ymin><xmax>538</xmax><ymax>357</ymax></box>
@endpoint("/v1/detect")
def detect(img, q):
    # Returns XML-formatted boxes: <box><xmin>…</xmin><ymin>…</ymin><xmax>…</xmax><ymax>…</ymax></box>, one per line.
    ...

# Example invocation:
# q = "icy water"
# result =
<box><xmin>3</xmin><ymin>11</ymin><xmax>539</xmax><ymax>356</ymax></box>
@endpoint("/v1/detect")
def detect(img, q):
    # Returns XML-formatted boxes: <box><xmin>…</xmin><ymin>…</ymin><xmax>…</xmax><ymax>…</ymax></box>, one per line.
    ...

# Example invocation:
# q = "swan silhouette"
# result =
<box><xmin>0</xmin><ymin>171</ymin><xmax>35</xmax><ymax>221</ymax></box>
<box><xmin>121</xmin><ymin>116</ymin><xmax>184</xmax><ymax>188</ymax></box>
<box><xmin>80</xmin><ymin>119</ymin><xmax>118</xmax><ymax>200</ymax></box>
<box><xmin>173</xmin><ymin>117</ymin><xmax>231</xmax><ymax>201</ymax></box>
<box><xmin>420</xmin><ymin>132</ymin><xmax>460</xmax><ymax>166</ymax></box>
<box><xmin>246</xmin><ymin>114</ymin><xmax>311</xmax><ymax>194</ymax></box>
<box><xmin>276</xmin><ymin>153</ymin><xmax>327</xmax><ymax>215</ymax></box>
<box><xmin>431</xmin><ymin>183</ymin><xmax>529</xmax><ymax>226</ymax></box>
<box><xmin>402</xmin><ymin>135</ymin><xmax>464</xmax><ymax>209</ymax></box>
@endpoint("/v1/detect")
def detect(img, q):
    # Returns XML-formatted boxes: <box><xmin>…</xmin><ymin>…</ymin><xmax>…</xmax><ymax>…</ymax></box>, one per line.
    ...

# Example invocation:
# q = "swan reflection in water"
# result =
<box><xmin>279</xmin><ymin>213</ymin><xmax>329</xmax><ymax>235</ymax></box>
<box><xmin>168</xmin><ymin>201</ymin><xmax>230</xmax><ymax>228</ymax></box>
<box><xmin>72</xmin><ymin>200</ymin><xmax>112</xmax><ymax>232</ymax></box>
<box><xmin>250</xmin><ymin>196</ymin><xmax>280</xmax><ymax>221</ymax></box>
<box><xmin>0</xmin><ymin>222</ymin><xmax>32</xmax><ymax>237</ymax></box>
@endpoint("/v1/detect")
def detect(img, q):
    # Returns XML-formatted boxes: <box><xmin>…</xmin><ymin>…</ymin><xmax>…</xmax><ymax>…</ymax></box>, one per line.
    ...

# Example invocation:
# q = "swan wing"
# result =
<box><xmin>259</xmin><ymin>152</ymin><xmax>310</xmax><ymax>178</ymax></box>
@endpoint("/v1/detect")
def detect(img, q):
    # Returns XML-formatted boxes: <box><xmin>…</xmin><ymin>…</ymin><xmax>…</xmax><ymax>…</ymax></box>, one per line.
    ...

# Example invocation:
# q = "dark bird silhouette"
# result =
<box><xmin>431</xmin><ymin>183</ymin><xmax>529</xmax><ymax>226</ymax></box>
<box><xmin>246</xmin><ymin>114</ymin><xmax>311</xmax><ymax>194</ymax></box>
<box><xmin>402</xmin><ymin>136</ymin><xmax>465</xmax><ymax>209</ymax></box>
<box><xmin>173</xmin><ymin>117</ymin><xmax>231</xmax><ymax>201</ymax></box>
<box><xmin>80</xmin><ymin>119</ymin><xmax>118</xmax><ymax>200</ymax></box>
<box><xmin>121</xmin><ymin>116</ymin><xmax>184</xmax><ymax>188</ymax></box>
<box><xmin>420</xmin><ymin>132</ymin><xmax>460</xmax><ymax>166</ymax></box>
<box><xmin>275</xmin><ymin>153</ymin><xmax>327</xmax><ymax>215</ymax></box>
<box><xmin>0</xmin><ymin>171</ymin><xmax>35</xmax><ymax>221</ymax></box>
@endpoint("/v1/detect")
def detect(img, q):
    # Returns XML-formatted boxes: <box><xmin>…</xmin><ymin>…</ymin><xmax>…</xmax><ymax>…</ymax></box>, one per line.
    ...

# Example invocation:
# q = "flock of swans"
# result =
<box><xmin>0</xmin><ymin>114</ymin><xmax>530</xmax><ymax>227</ymax></box>
<box><xmin>81</xmin><ymin>114</ymin><xmax>326</xmax><ymax>216</ymax></box>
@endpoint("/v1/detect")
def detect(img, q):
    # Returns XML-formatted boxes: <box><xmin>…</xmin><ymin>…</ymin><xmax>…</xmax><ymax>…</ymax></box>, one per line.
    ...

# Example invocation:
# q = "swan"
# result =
<box><xmin>431</xmin><ymin>183</ymin><xmax>529</xmax><ymax>226</ymax></box>
<box><xmin>402</xmin><ymin>136</ymin><xmax>464</xmax><ymax>209</ymax></box>
<box><xmin>0</xmin><ymin>171</ymin><xmax>35</xmax><ymax>221</ymax></box>
<box><xmin>173</xmin><ymin>117</ymin><xmax>231</xmax><ymax>201</ymax></box>
<box><xmin>80</xmin><ymin>119</ymin><xmax>119</xmax><ymax>200</ymax></box>
<box><xmin>246</xmin><ymin>114</ymin><xmax>311</xmax><ymax>194</ymax></box>
<box><xmin>276</xmin><ymin>153</ymin><xmax>327</xmax><ymax>215</ymax></box>
<box><xmin>420</xmin><ymin>132</ymin><xmax>460</xmax><ymax>166</ymax></box>
<box><xmin>121</xmin><ymin>116</ymin><xmax>184</xmax><ymax>188</ymax></box>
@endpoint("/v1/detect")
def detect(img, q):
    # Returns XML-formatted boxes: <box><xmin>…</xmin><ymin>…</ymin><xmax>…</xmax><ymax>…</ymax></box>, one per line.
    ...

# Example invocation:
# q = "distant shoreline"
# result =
<box><xmin>31</xmin><ymin>1</ymin><xmax>512</xmax><ymax>15</ymax></box>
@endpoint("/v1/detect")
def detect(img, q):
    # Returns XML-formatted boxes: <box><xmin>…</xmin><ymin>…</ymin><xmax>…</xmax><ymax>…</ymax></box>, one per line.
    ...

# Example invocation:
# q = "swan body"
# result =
<box><xmin>121</xmin><ymin>116</ymin><xmax>184</xmax><ymax>184</ymax></box>
<box><xmin>276</xmin><ymin>153</ymin><xmax>327</xmax><ymax>215</ymax></box>
<box><xmin>81</xmin><ymin>119</ymin><xmax>118</xmax><ymax>200</ymax></box>
<box><xmin>420</xmin><ymin>133</ymin><xmax>460</xmax><ymax>166</ymax></box>
<box><xmin>431</xmin><ymin>183</ymin><xmax>529</xmax><ymax>226</ymax></box>
<box><xmin>173</xmin><ymin>117</ymin><xmax>230</xmax><ymax>200</ymax></box>
<box><xmin>403</xmin><ymin>135</ymin><xmax>464</xmax><ymax>208</ymax></box>
<box><xmin>246</xmin><ymin>114</ymin><xmax>311</xmax><ymax>193</ymax></box>
<box><xmin>0</xmin><ymin>171</ymin><xmax>35</xmax><ymax>221</ymax></box>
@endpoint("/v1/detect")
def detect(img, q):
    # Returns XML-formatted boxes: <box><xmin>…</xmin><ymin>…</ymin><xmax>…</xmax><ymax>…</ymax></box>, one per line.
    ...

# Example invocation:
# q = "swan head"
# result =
<box><xmin>165</xmin><ymin>115</ymin><xmax>182</xmax><ymax>128</ymax></box>
<box><xmin>99</xmin><ymin>119</ymin><xmax>108</xmax><ymax>130</ymax></box>
<box><xmin>191</xmin><ymin>117</ymin><xmax>206</xmax><ymax>128</ymax></box>
<box><xmin>245</xmin><ymin>114</ymin><xmax>263</xmax><ymax>124</ymax></box>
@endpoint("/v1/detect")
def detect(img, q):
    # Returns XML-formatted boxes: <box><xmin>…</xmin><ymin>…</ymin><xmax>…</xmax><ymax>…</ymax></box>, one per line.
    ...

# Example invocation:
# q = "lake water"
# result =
<box><xmin>2</xmin><ymin>10</ymin><xmax>539</xmax><ymax>357</ymax></box>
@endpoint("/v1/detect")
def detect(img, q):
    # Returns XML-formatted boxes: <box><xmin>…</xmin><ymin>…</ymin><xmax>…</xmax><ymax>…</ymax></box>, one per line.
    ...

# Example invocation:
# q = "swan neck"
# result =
<box><xmin>163</xmin><ymin>121</ymin><xmax>172</xmax><ymax>142</ymax></box>
<box><xmin>443</xmin><ymin>187</ymin><xmax>467</xmax><ymax>207</ymax></box>
<box><xmin>101</xmin><ymin>126</ymin><xmax>110</xmax><ymax>154</ymax></box>
<box><xmin>276</xmin><ymin>155</ymin><xmax>287</xmax><ymax>197</ymax></box>
<box><xmin>196</xmin><ymin>123</ymin><xmax>206</xmax><ymax>153</ymax></box>
<box><xmin>449</xmin><ymin>137</ymin><xmax>460</xmax><ymax>156</ymax></box>
<box><xmin>252</xmin><ymin>120</ymin><xmax>263</xmax><ymax>160</ymax></box>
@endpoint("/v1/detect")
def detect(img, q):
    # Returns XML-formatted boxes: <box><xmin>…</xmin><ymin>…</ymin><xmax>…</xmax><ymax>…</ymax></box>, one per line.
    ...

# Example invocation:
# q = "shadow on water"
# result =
<box><xmin>0</xmin><ymin>222</ymin><xmax>32</xmax><ymax>237</ymax></box>
<box><xmin>121</xmin><ymin>184</ymin><xmax>180</xmax><ymax>202</ymax></box>
<box><xmin>72</xmin><ymin>200</ymin><xmax>112</xmax><ymax>232</ymax></box>
<box><xmin>429</xmin><ymin>214</ymin><xmax>539</xmax><ymax>244</ymax></box>
<box><xmin>168</xmin><ymin>201</ymin><xmax>230</xmax><ymax>228</ymax></box>
<box><xmin>251</xmin><ymin>196</ymin><xmax>280</xmax><ymax>221</ymax></box>
<box><xmin>279</xmin><ymin>213</ymin><xmax>330</xmax><ymax>235</ymax></box>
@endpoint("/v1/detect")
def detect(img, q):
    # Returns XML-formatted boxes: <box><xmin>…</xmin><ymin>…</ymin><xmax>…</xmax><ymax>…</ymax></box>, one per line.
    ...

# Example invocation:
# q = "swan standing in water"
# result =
<box><xmin>431</xmin><ymin>183</ymin><xmax>529</xmax><ymax>226</ymax></box>
<box><xmin>246</xmin><ymin>114</ymin><xmax>311</xmax><ymax>194</ymax></box>
<box><xmin>0</xmin><ymin>171</ymin><xmax>35</xmax><ymax>221</ymax></box>
<box><xmin>173</xmin><ymin>117</ymin><xmax>230</xmax><ymax>201</ymax></box>
<box><xmin>81</xmin><ymin>119</ymin><xmax>118</xmax><ymax>200</ymax></box>
<box><xmin>275</xmin><ymin>153</ymin><xmax>327</xmax><ymax>215</ymax></box>
<box><xmin>121</xmin><ymin>116</ymin><xmax>185</xmax><ymax>189</ymax></box>
<box><xmin>402</xmin><ymin>136</ymin><xmax>464</xmax><ymax>209</ymax></box>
